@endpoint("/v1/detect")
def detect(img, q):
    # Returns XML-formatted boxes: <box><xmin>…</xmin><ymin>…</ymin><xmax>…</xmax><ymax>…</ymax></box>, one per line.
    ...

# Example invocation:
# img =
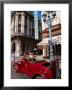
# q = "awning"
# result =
<box><xmin>37</xmin><ymin>35</ymin><xmax>61</xmax><ymax>46</ymax></box>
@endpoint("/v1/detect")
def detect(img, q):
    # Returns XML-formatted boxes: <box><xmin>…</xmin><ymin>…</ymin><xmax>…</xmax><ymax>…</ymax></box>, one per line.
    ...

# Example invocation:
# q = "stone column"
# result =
<box><xmin>27</xmin><ymin>16</ymin><xmax>29</xmax><ymax>35</ymax></box>
<box><xmin>30</xmin><ymin>21</ymin><xmax>32</xmax><ymax>36</ymax></box>
<box><xmin>46</xmin><ymin>45</ymin><xmax>49</xmax><ymax>58</ymax></box>
<box><xmin>15</xmin><ymin>12</ymin><xmax>18</xmax><ymax>33</ymax></box>
<box><xmin>21</xmin><ymin>13</ymin><xmax>25</xmax><ymax>33</ymax></box>
<box><xmin>15</xmin><ymin>38</ymin><xmax>22</xmax><ymax>57</ymax></box>
<box><xmin>43</xmin><ymin>48</ymin><xmax>46</xmax><ymax>58</ymax></box>
<box><xmin>24</xmin><ymin>43</ymin><xmax>28</xmax><ymax>54</ymax></box>
<box><xmin>11</xmin><ymin>41</ymin><xmax>15</xmax><ymax>61</ymax></box>
<box><xmin>11</xmin><ymin>18</ymin><xmax>14</xmax><ymax>34</ymax></box>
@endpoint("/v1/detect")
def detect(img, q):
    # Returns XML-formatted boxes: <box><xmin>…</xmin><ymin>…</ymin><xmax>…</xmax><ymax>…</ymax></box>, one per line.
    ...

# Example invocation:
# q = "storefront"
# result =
<box><xmin>37</xmin><ymin>35</ymin><xmax>61</xmax><ymax>58</ymax></box>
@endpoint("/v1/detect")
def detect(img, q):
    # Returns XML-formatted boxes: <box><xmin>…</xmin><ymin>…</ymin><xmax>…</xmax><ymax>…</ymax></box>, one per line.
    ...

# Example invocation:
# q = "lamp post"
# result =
<box><xmin>42</xmin><ymin>11</ymin><xmax>56</xmax><ymax>78</ymax></box>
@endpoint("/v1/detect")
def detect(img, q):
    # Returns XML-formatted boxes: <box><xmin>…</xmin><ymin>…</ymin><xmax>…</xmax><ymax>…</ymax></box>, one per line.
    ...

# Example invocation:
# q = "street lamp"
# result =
<box><xmin>42</xmin><ymin>11</ymin><xmax>56</xmax><ymax>78</ymax></box>
<box><xmin>42</xmin><ymin>11</ymin><xmax>56</xmax><ymax>62</ymax></box>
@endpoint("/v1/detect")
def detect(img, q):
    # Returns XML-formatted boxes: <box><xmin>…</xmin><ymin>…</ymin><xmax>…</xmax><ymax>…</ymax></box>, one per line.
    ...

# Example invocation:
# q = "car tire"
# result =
<box><xmin>35</xmin><ymin>76</ymin><xmax>42</xmax><ymax>79</ymax></box>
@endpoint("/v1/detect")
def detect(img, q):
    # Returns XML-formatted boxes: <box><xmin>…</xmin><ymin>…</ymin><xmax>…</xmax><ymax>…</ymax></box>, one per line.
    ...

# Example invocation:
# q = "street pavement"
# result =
<box><xmin>11</xmin><ymin>62</ymin><xmax>30</xmax><ymax>79</ymax></box>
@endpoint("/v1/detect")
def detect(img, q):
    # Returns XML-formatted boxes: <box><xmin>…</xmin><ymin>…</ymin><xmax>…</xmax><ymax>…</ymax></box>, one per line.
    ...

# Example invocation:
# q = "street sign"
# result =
<box><xmin>34</xmin><ymin>11</ymin><xmax>39</xmax><ymax>40</ymax></box>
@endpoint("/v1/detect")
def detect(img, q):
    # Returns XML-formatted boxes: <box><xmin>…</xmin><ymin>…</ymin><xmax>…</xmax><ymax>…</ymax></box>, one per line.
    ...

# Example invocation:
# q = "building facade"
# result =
<box><xmin>41</xmin><ymin>24</ymin><xmax>61</xmax><ymax>58</ymax></box>
<box><xmin>11</xmin><ymin>11</ymin><xmax>42</xmax><ymax>58</ymax></box>
<box><xmin>38</xmin><ymin>11</ymin><xmax>61</xmax><ymax>59</ymax></box>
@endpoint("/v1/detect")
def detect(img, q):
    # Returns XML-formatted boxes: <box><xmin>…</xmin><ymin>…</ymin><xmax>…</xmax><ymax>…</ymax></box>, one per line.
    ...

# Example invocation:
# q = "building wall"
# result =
<box><xmin>42</xmin><ymin>24</ymin><xmax>61</xmax><ymax>38</ymax></box>
<box><xmin>41</xmin><ymin>11</ymin><xmax>61</xmax><ymax>31</ymax></box>
<box><xmin>41</xmin><ymin>24</ymin><xmax>61</xmax><ymax>58</ymax></box>
<box><xmin>11</xmin><ymin>11</ymin><xmax>41</xmax><ymax>58</ymax></box>
<box><xmin>11</xmin><ymin>11</ymin><xmax>35</xmax><ymax>38</ymax></box>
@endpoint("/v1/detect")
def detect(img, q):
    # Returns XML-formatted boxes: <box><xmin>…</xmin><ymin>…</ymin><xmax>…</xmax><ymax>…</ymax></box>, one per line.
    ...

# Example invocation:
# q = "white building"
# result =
<box><xmin>11</xmin><ymin>11</ymin><xmax>61</xmax><ymax>60</ymax></box>
<box><xmin>38</xmin><ymin>11</ymin><xmax>61</xmax><ymax>58</ymax></box>
<box><xmin>41</xmin><ymin>11</ymin><xmax>61</xmax><ymax>30</ymax></box>
<box><xmin>11</xmin><ymin>11</ymin><xmax>42</xmax><ymax>59</ymax></box>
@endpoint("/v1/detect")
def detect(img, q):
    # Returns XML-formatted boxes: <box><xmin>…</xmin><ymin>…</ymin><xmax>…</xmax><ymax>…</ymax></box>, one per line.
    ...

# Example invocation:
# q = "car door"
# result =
<box><xmin>21</xmin><ymin>61</ymin><xmax>34</xmax><ymax>78</ymax></box>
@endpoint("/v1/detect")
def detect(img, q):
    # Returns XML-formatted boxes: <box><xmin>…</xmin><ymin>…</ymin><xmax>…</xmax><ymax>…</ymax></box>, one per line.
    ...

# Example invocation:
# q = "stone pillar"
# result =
<box><xmin>46</xmin><ymin>45</ymin><xmax>49</xmax><ymax>58</ymax></box>
<box><xmin>30</xmin><ymin>21</ymin><xmax>32</xmax><ymax>36</ymax></box>
<box><xmin>15</xmin><ymin>39</ymin><xmax>22</xmax><ymax>57</ymax></box>
<box><xmin>11</xmin><ymin>41</ymin><xmax>15</xmax><ymax>61</ymax></box>
<box><xmin>11</xmin><ymin>18</ymin><xmax>14</xmax><ymax>34</ymax></box>
<box><xmin>21</xmin><ymin>13</ymin><xmax>25</xmax><ymax>33</ymax></box>
<box><xmin>27</xmin><ymin>16</ymin><xmax>29</xmax><ymax>35</ymax></box>
<box><xmin>15</xmin><ymin>12</ymin><xmax>18</xmax><ymax>33</ymax></box>
<box><xmin>43</xmin><ymin>48</ymin><xmax>46</xmax><ymax>58</ymax></box>
<box><xmin>25</xmin><ymin>44</ymin><xmax>27</xmax><ymax>54</ymax></box>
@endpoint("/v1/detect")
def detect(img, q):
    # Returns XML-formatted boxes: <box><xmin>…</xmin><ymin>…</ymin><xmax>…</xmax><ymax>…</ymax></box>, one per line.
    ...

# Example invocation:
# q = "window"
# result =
<box><xmin>18</xmin><ymin>14</ymin><xmax>21</xmax><ymax>33</ymax></box>
<box><xmin>18</xmin><ymin>14</ymin><xmax>21</xmax><ymax>22</ymax></box>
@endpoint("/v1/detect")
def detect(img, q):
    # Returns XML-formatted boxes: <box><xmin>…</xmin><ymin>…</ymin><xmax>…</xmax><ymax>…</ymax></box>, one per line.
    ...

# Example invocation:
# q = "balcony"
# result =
<box><xmin>11</xmin><ymin>32</ymin><xmax>35</xmax><ymax>40</ymax></box>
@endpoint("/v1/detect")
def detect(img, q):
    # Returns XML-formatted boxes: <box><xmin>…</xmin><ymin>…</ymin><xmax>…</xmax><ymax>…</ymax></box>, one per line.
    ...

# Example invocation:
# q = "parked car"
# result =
<box><xmin>13</xmin><ymin>58</ymin><xmax>53</xmax><ymax>79</ymax></box>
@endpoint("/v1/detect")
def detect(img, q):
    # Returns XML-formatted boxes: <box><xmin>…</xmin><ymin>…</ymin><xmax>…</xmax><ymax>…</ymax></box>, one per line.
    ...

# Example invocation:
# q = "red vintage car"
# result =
<box><xmin>13</xmin><ymin>58</ymin><xmax>53</xmax><ymax>79</ymax></box>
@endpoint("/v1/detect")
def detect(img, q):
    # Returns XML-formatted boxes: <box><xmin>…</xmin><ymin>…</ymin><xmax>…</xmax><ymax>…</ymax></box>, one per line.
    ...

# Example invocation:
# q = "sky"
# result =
<box><xmin>32</xmin><ymin>11</ymin><xmax>41</xmax><ymax>20</ymax></box>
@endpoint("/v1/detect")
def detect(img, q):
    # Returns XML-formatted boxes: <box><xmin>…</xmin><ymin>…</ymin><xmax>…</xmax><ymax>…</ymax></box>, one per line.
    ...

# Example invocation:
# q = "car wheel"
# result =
<box><xmin>35</xmin><ymin>76</ymin><xmax>42</xmax><ymax>79</ymax></box>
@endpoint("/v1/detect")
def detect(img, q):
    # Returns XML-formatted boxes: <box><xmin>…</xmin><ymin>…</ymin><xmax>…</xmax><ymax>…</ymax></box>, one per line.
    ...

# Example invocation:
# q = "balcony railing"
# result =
<box><xmin>11</xmin><ymin>32</ymin><xmax>35</xmax><ymax>39</ymax></box>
